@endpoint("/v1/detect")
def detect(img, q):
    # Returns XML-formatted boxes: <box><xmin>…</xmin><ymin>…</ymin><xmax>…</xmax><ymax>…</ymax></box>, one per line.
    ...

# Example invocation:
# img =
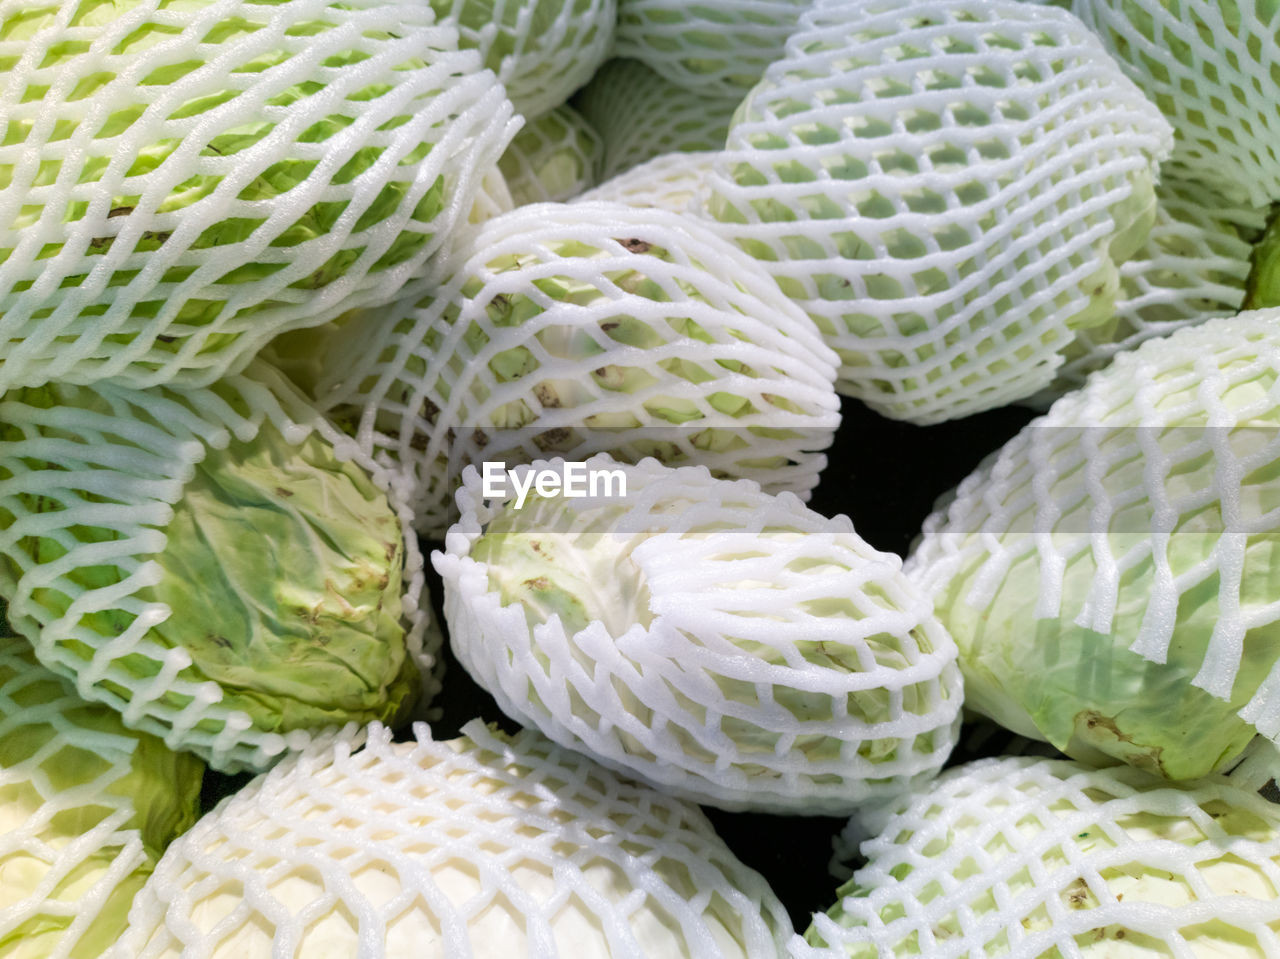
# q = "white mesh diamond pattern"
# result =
<box><xmin>1071</xmin><ymin>0</ymin><xmax>1280</xmax><ymax>206</ymax></box>
<box><xmin>907</xmin><ymin>312</ymin><xmax>1280</xmax><ymax>768</ymax></box>
<box><xmin>573</xmin><ymin>59</ymin><xmax>741</xmax><ymax>181</ymax></box>
<box><xmin>577</xmin><ymin>151</ymin><xmax>717</xmax><ymax>216</ymax></box>
<box><xmin>0</xmin><ymin>0</ymin><xmax>517</xmax><ymax>393</ymax></box>
<box><xmin>498</xmin><ymin>104</ymin><xmax>602</xmax><ymax>206</ymax></box>
<box><xmin>798</xmin><ymin>757</ymin><xmax>1280</xmax><ymax>958</ymax></box>
<box><xmin>613</xmin><ymin>0</ymin><xmax>810</xmax><ymax>98</ymax></box>
<box><xmin>1028</xmin><ymin>177</ymin><xmax>1265</xmax><ymax>406</ymax></box>
<box><xmin>0</xmin><ymin>634</ymin><xmax>201</xmax><ymax>959</ymax></box>
<box><xmin>703</xmin><ymin>0</ymin><xmax>1173</xmax><ymax>423</ymax></box>
<box><xmin>116</xmin><ymin>720</ymin><xmax>794</xmax><ymax>958</ymax></box>
<box><xmin>0</xmin><ymin>361</ymin><xmax>433</xmax><ymax>773</ymax></box>
<box><xmin>431</xmin><ymin>0</ymin><xmax>616</xmax><ymax>119</ymax></box>
<box><xmin>305</xmin><ymin>201</ymin><xmax>840</xmax><ymax>537</ymax></box>
<box><xmin>435</xmin><ymin>456</ymin><xmax>964</xmax><ymax>815</ymax></box>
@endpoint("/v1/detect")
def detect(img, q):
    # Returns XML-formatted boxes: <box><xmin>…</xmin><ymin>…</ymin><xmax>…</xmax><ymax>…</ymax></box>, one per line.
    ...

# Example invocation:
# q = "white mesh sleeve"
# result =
<box><xmin>1027</xmin><ymin>178</ymin><xmax>1265</xmax><ymax>407</ymax></box>
<box><xmin>703</xmin><ymin>0</ymin><xmax>1173</xmax><ymax>423</ymax></box>
<box><xmin>435</xmin><ymin>455</ymin><xmax>964</xmax><ymax>815</ymax></box>
<box><xmin>0</xmin><ymin>0</ymin><xmax>517</xmax><ymax>393</ymax></box>
<box><xmin>573</xmin><ymin>59</ymin><xmax>741</xmax><ymax>180</ymax></box>
<box><xmin>0</xmin><ymin>633</ymin><xmax>202</xmax><ymax>959</ymax></box>
<box><xmin>798</xmin><ymin>756</ymin><xmax>1280</xmax><ymax>958</ymax></box>
<box><xmin>613</xmin><ymin>0</ymin><xmax>810</xmax><ymax>97</ymax></box>
<box><xmin>0</xmin><ymin>361</ymin><xmax>433</xmax><ymax>773</ymax></box>
<box><xmin>468</xmin><ymin>164</ymin><xmax>517</xmax><ymax>225</ymax></box>
<box><xmin>498</xmin><ymin>105</ymin><xmax>602</xmax><ymax>206</ymax></box>
<box><xmin>304</xmin><ymin>201</ymin><xmax>840</xmax><ymax>537</ymax></box>
<box><xmin>907</xmin><ymin>312</ymin><xmax>1280</xmax><ymax>778</ymax></box>
<box><xmin>116</xmin><ymin>720</ymin><xmax>794</xmax><ymax>958</ymax></box>
<box><xmin>576</xmin><ymin>151</ymin><xmax>717</xmax><ymax>216</ymax></box>
<box><xmin>430</xmin><ymin>0</ymin><xmax>616</xmax><ymax>120</ymax></box>
<box><xmin>1070</xmin><ymin>0</ymin><xmax>1280</xmax><ymax>206</ymax></box>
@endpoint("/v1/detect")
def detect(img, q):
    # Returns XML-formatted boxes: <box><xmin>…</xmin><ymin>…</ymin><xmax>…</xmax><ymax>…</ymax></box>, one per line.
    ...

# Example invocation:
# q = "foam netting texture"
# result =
<box><xmin>798</xmin><ymin>756</ymin><xmax>1280</xmax><ymax>958</ymax></box>
<box><xmin>306</xmin><ymin>201</ymin><xmax>841</xmax><ymax>538</ymax></box>
<box><xmin>1027</xmin><ymin>176</ymin><xmax>1266</xmax><ymax>407</ymax></box>
<box><xmin>0</xmin><ymin>635</ymin><xmax>199</xmax><ymax>959</ymax></box>
<box><xmin>436</xmin><ymin>455</ymin><xmax>964</xmax><ymax>815</ymax></box>
<box><xmin>0</xmin><ymin>0</ymin><xmax>518</xmax><ymax>394</ymax></box>
<box><xmin>468</xmin><ymin>163</ymin><xmax>517</xmax><ymax>225</ymax></box>
<box><xmin>576</xmin><ymin>151</ymin><xmax>717</xmax><ymax>216</ymax></box>
<box><xmin>115</xmin><ymin>720</ymin><xmax>794</xmax><ymax>958</ymax></box>
<box><xmin>0</xmin><ymin>361</ymin><xmax>433</xmax><ymax>773</ymax></box>
<box><xmin>572</xmin><ymin>59</ymin><xmax>742</xmax><ymax>181</ymax></box>
<box><xmin>1070</xmin><ymin>0</ymin><xmax>1280</xmax><ymax>207</ymax></box>
<box><xmin>907</xmin><ymin>311</ymin><xmax>1280</xmax><ymax>747</ymax></box>
<box><xmin>613</xmin><ymin>0</ymin><xmax>811</xmax><ymax>98</ymax></box>
<box><xmin>431</xmin><ymin>0</ymin><xmax>616</xmax><ymax>120</ymax></box>
<box><xmin>498</xmin><ymin>104</ymin><xmax>602</xmax><ymax>206</ymax></box>
<box><xmin>703</xmin><ymin>0</ymin><xmax>1174</xmax><ymax>424</ymax></box>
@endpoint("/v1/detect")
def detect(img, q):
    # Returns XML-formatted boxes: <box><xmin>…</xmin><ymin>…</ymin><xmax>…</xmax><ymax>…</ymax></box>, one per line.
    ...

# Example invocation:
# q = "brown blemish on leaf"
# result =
<box><xmin>618</xmin><ymin>238</ymin><xmax>651</xmax><ymax>254</ymax></box>
<box><xmin>533</xmin><ymin>383</ymin><xmax>560</xmax><ymax>408</ymax></box>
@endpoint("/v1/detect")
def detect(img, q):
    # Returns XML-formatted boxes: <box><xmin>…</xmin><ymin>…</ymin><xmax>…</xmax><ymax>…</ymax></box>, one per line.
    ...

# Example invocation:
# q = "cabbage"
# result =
<box><xmin>117</xmin><ymin>720</ymin><xmax>793</xmax><ymax>957</ymax></box>
<box><xmin>802</xmin><ymin>755</ymin><xmax>1280</xmax><ymax>957</ymax></box>
<box><xmin>0</xmin><ymin>633</ymin><xmax>202</xmax><ymax>957</ymax></box>
<box><xmin>908</xmin><ymin>312</ymin><xmax>1280</xmax><ymax>780</ymax></box>
<box><xmin>0</xmin><ymin>363</ymin><xmax>425</xmax><ymax>771</ymax></box>
<box><xmin>436</xmin><ymin>455</ymin><xmax>963</xmax><ymax>814</ymax></box>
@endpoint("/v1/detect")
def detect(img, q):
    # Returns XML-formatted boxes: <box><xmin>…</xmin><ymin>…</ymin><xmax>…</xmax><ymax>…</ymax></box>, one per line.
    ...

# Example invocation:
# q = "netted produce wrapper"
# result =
<box><xmin>704</xmin><ymin>0</ymin><xmax>1173</xmax><ymax>423</ymax></box>
<box><xmin>1028</xmin><ymin>177</ymin><xmax>1265</xmax><ymax>406</ymax></box>
<box><xmin>436</xmin><ymin>455</ymin><xmax>964</xmax><ymax>815</ymax></box>
<box><xmin>908</xmin><ymin>311</ymin><xmax>1280</xmax><ymax>781</ymax></box>
<box><xmin>1070</xmin><ymin>0</ymin><xmax>1280</xmax><ymax>207</ymax></box>
<box><xmin>0</xmin><ymin>0</ymin><xmax>517</xmax><ymax>393</ymax></box>
<box><xmin>613</xmin><ymin>0</ymin><xmax>810</xmax><ymax>97</ymax></box>
<box><xmin>0</xmin><ymin>633</ymin><xmax>202</xmax><ymax>958</ymax></box>
<box><xmin>577</xmin><ymin>151</ymin><xmax>716</xmax><ymax>216</ymax></box>
<box><xmin>799</xmin><ymin>756</ymin><xmax>1280</xmax><ymax>958</ymax></box>
<box><xmin>574</xmin><ymin>59</ymin><xmax>741</xmax><ymax>181</ymax></box>
<box><xmin>498</xmin><ymin>105</ymin><xmax>602</xmax><ymax>206</ymax></box>
<box><xmin>300</xmin><ymin>201</ymin><xmax>840</xmax><ymax>537</ymax></box>
<box><xmin>0</xmin><ymin>361</ymin><xmax>431</xmax><ymax>773</ymax></box>
<box><xmin>115</xmin><ymin>720</ymin><xmax>793</xmax><ymax>958</ymax></box>
<box><xmin>430</xmin><ymin>0</ymin><xmax>616</xmax><ymax>120</ymax></box>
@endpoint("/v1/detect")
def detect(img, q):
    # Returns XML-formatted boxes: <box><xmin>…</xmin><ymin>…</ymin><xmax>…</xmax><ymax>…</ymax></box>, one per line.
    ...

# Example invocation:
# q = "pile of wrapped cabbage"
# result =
<box><xmin>2</xmin><ymin>0</ymin><xmax>1280</xmax><ymax>955</ymax></box>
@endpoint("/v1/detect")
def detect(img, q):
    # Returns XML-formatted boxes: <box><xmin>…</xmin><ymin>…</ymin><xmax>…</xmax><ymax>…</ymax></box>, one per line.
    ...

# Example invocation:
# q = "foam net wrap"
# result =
<box><xmin>704</xmin><ymin>0</ymin><xmax>1173</xmax><ymax>423</ymax></box>
<box><xmin>574</xmin><ymin>59</ymin><xmax>741</xmax><ymax>181</ymax></box>
<box><xmin>304</xmin><ymin>201</ymin><xmax>840</xmax><ymax>537</ymax></box>
<box><xmin>799</xmin><ymin>756</ymin><xmax>1280</xmax><ymax>958</ymax></box>
<box><xmin>1028</xmin><ymin>177</ymin><xmax>1265</xmax><ymax>406</ymax></box>
<box><xmin>0</xmin><ymin>634</ymin><xmax>201</xmax><ymax>958</ymax></box>
<box><xmin>0</xmin><ymin>361</ymin><xmax>432</xmax><ymax>773</ymax></box>
<box><xmin>907</xmin><ymin>312</ymin><xmax>1280</xmax><ymax>779</ymax></box>
<box><xmin>435</xmin><ymin>456</ymin><xmax>963</xmax><ymax>815</ymax></box>
<box><xmin>577</xmin><ymin>151</ymin><xmax>717</xmax><ymax>216</ymax></box>
<box><xmin>116</xmin><ymin>720</ymin><xmax>793</xmax><ymax>958</ymax></box>
<box><xmin>0</xmin><ymin>0</ymin><xmax>517</xmax><ymax>393</ymax></box>
<box><xmin>431</xmin><ymin>0</ymin><xmax>616</xmax><ymax>119</ymax></box>
<box><xmin>498</xmin><ymin>105</ymin><xmax>602</xmax><ymax>206</ymax></box>
<box><xmin>613</xmin><ymin>0</ymin><xmax>810</xmax><ymax>98</ymax></box>
<box><xmin>1071</xmin><ymin>0</ymin><xmax>1280</xmax><ymax>207</ymax></box>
